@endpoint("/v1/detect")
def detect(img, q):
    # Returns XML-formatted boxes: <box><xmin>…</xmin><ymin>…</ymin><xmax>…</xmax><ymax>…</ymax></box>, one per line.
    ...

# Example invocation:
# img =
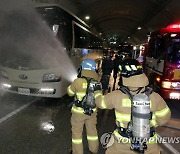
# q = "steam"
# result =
<box><xmin>0</xmin><ymin>0</ymin><xmax>77</xmax><ymax>83</ymax></box>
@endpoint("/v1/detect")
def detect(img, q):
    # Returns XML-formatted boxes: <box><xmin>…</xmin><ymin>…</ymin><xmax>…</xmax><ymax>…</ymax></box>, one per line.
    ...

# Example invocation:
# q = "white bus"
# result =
<box><xmin>0</xmin><ymin>4</ymin><xmax>103</xmax><ymax>98</ymax></box>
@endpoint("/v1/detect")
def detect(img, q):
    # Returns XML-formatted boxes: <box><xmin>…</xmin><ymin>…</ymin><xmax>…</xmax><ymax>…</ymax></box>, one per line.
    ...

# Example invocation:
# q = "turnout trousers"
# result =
<box><xmin>71</xmin><ymin>111</ymin><xmax>99</xmax><ymax>154</ymax></box>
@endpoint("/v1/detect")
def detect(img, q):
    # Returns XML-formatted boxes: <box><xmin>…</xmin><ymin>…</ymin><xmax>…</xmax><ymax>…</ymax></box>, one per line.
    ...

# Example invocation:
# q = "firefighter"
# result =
<box><xmin>67</xmin><ymin>59</ymin><xmax>102</xmax><ymax>154</ymax></box>
<box><xmin>100</xmin><ymin>53</ymin><xmax>114</xmax><ymax>94</ymax></box>
<box><xmin>96</xmin><ymin>58</ymin><xmax>171</xmax><ymax>154</ymax></box>
<box><xmin>112</xmin><ymin>54</ymin><xmax>122</xmax><ymax>91</ymax></box>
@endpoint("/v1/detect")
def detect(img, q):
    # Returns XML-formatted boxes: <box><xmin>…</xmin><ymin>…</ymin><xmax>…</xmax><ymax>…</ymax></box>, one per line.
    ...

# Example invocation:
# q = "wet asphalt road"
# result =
<box><xmin>0</xmin><ymin>93</ymin><xmax>116</xmax><ymax>154</ymax></box>
<box><xmin>0</xmin><ymin>92</ymin><xmax>179</xmax><ymax>154</ymax></box>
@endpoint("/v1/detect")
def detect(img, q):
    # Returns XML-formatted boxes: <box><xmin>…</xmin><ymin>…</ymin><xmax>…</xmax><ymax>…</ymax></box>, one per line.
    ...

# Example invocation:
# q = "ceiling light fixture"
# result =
<box><xmin>85</xmin><ymin>16</ymin><xmax>90</xmax><ymax>20</ymax></box>
<box><xmin>137</xmin><ymin>27</ymin><xmax>142</xmax><ymax>30</ymax></box>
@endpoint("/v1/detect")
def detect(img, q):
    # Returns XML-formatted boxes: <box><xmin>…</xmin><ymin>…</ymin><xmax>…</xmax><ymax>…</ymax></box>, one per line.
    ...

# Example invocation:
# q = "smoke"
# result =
<box><xmin>0</xmin><ymin>0</ymin><xmax>77</xmax><ymax>83</ymax></box>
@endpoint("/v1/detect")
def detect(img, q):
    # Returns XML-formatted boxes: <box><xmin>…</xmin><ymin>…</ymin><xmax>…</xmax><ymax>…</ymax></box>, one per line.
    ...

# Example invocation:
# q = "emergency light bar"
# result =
<box><xmin>167</xmin><ymin>23</ymin><xmax>180</xmax><ymax>29</ymax></box>
<box><xmin>159</xmin><ymin>23</ymin><xmax>180</xmax><ymax>33</ymax></box>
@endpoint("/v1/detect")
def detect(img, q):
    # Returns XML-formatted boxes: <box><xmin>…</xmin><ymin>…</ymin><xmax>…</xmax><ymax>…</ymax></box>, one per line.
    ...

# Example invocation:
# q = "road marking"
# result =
<box><xmin>0</xmin><ymin>102</ymin><xmax>34</xmax><ymax>124</ymax></box>
<box><xmin>162</xmin><ymin>125</ymin><xmax>180</xmax><ymax>131</ymax></box>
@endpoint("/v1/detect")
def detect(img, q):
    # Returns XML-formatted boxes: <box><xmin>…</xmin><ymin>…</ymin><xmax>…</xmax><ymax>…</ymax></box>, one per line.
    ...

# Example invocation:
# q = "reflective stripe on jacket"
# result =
<box><xmin>97</xmin><ymin>95</ymin><xmax>170</xmax><ymax>128</ymax></box>
<box><xmin>67</xmin><ymin>85</ymin><xmax>75</xmax><ymax>96</ymax></box>
<box><xmin>155</xmin><ymin>105</ymin><xmax>170</xmax><ymax>118</ymax></box>
<box><xmin>95</xmin><ymin>90</ymin><xmax>171</xmax><ymax>145</ymax></box>
<box><xmin>67</xmin><ymin>70</ymin><xmax>102</xmax><ymax>115</ymax></box>
<box><xmin>71</xmin><ymin>105</ymin><xmax>97</xmax><ymax>114</ymax></box>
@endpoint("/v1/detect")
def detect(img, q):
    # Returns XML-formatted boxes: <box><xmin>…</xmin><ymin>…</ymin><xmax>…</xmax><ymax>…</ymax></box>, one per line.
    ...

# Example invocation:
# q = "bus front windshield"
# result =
<box><xmin>167</xmin><ymin>38</ymin><xmax>180</xmax><ymax>64</ymax></box>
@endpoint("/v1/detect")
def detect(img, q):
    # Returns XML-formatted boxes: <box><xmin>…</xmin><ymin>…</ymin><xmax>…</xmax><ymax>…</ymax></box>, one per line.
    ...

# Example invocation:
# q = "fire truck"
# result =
<box><xmin>144</xmin><ymin>23</ymin><xmax>180</xmax><ymax>100</ymax></box>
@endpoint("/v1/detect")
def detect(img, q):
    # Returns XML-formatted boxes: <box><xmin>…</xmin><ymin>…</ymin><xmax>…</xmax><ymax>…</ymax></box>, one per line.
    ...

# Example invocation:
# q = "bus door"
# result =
<box><xmin>145</xmin><ymin>36</ymin><xmax>164</xmax><ymax>76</ymax></box>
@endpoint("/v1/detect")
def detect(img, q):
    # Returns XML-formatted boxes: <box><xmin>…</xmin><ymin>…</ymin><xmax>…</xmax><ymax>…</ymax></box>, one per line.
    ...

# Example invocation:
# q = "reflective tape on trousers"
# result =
<box><xmin>87</xmin><ymin>135</ymin><xmax>98</xmax><ymax>141</ymax></box>
<box><xmin>72</xmin><ymin>138</ymin><xmax>82</xmax><ymax>144</ymax></box>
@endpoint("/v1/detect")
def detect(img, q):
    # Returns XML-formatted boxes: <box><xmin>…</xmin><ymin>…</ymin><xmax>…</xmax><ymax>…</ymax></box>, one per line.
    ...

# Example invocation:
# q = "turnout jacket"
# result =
<box><xmin>95</xmin><ymin>89</ymin><xmax>171</xmax><ymax>143</ymax></box>
<box><xmin>67</xmin><ymin>70</ymin><xmax>102</xmax><ymax>114</ymax></box>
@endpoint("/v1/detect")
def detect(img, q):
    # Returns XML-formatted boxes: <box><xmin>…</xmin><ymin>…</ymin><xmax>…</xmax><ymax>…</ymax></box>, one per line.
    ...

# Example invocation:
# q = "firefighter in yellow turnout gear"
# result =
<box><xmin>96</xmin><ymin>59</ymin><xmax>171</xmax><ymax>154</ymax></box>
<box><xmin>67</xmin><ymin>59</ymin><xmax>102</xmax><ymax>154</ymax></box>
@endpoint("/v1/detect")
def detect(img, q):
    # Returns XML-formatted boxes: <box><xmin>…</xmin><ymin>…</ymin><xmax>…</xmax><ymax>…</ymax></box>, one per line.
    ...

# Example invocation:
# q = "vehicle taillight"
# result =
<box><xmin>162</xmin><ymin>81</ymin><xmax>180</xmax><ymax>89</ymax></box>
<box><xmin>162</xmin><ymin>81</ymin><xmax>171</xmax><ymax>88</ymax></box>
<box><xmin>156</xmin><ymin>76</ymin><xmax>161</xmax><ymax>82</ymax></box>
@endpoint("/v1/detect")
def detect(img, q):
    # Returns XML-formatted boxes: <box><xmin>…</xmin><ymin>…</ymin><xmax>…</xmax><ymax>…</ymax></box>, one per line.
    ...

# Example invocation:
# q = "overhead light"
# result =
<box><xmin>137</xmin><ymin>27</ymin><xmax>142</xmax><ymax>30</ymax></box>
<box><xmin>140</xmin><ymin>45</ymin><xmax>144</xmax><ymax>50</ymax></box>
<box><xmin>128</xmin><ymin>36</ymin><xmax>130</xmax><ymax>39</ymax></box>
<box><xmin>99</xmin><ymin>33</ymin><xmax>102</xmax><ymax>35</ymax></box>
<box><xmin>133</xmin><ymin>46</ymin><xmax>137</xmax><ymax>50</ymax></box>
<box><xmin>85</xmin><ymin>16</ymin><xmax>90</xmax><ymax>20</ymax></box>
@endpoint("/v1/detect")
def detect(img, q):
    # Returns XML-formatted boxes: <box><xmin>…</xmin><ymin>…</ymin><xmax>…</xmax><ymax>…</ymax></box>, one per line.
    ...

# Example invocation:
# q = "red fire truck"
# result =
<box><xmin>144</xmin><ymin>23</ymin><xmax>180</xmax><ymax>100</ymax></box>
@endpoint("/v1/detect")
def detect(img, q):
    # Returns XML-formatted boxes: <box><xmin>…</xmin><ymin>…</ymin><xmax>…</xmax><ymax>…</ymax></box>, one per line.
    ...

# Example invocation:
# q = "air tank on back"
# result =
<box><xmin>132</xmin><ymin>93</ymin><xmax>151</xmax><ymax>139</ymax></box>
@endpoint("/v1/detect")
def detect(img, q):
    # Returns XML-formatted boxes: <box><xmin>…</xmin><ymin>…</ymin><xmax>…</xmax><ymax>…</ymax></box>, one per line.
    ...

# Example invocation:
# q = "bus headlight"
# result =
<box><xmin>1</xmin><ymin>83</ymin><xmax>12</xmax><ymax>90</ymax></box>
<box><xmin>0</xmin><ymin>70</ymin><xmax>9</xmax><ymax>79</ymax></box>
<box><xmin>42</xmin><ymin>73</ymin><xmax>61</xmax><ymax>82</ymax></box>
<box><xmin>162</xmin><ymin>81</ymin><xmax>180</xmax><ymax>89</ymax></box>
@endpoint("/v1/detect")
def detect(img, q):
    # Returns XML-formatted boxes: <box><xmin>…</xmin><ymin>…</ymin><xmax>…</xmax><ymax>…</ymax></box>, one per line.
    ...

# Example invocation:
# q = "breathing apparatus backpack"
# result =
<box><xmin>118</xmin><ymin>85</ymin><xmax>155</xmax><ymax>153</ymax></box>
<box><xmin>75</xmin><ymin>77</ymin><xmax>101</xmax><ymax>116</ymax></box>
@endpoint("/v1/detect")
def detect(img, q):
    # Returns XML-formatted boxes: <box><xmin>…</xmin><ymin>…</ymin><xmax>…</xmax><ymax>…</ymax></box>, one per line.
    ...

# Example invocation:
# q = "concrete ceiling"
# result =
<box><xmin>35</xmin><ymin>0</ymin><xmax>180</xmax><ymax>45</ymax></box>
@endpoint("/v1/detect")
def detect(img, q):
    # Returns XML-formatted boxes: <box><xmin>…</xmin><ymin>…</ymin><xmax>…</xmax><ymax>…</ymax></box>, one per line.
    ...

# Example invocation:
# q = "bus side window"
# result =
<box><xmin>74</xmin><ymin>24</ymin><xmax>90</xmax><ymax>49</ymax></box>
<box><xmin>147</xmin><ymin>37</ymin><xmax>155</xmax><ymax>57</ymax></box>
<box><xmin>154</xmin><ymin>37</ymin><xmax>165</xmax><ymax>59</ymax></box>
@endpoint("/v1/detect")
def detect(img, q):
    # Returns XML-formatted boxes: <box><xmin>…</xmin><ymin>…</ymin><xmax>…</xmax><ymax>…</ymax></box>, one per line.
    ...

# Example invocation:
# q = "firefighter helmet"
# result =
<box><xmin>81</xmin><ymin>59</ymin><xmax>96</xmax><ymax>71</ymax></box>
<box><xmin>119</xmin><ymin>58</ymin><xmax>149</xmax><ymax>87</ymax></box>
<box><xmin>119</xmin><ymin>58</ymin><xmax>143</xmax><ymax>77</ymax></box>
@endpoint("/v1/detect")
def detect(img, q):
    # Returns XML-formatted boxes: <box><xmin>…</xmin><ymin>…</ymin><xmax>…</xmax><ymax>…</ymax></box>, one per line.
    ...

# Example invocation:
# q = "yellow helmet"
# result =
<box><xmin>119</xmin><ymin>58</ymin><xmax>149</xmax><ymax>87</ymax></box>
